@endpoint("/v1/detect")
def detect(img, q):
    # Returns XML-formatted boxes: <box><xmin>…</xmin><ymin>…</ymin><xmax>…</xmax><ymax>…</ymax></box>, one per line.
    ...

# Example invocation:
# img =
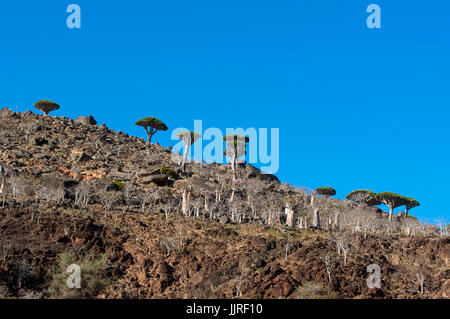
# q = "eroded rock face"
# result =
<box><xmin>75</xmin><ymin>116</ymin><xmax>97</xmax><ymax>125</ymax></box>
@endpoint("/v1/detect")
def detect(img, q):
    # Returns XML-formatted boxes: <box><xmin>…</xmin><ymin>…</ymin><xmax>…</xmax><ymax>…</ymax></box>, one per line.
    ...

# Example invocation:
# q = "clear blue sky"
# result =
<box><xmin>1</xmin><ymin>1</ymin><xmax>449</xmax><ymax>221</ymax></box>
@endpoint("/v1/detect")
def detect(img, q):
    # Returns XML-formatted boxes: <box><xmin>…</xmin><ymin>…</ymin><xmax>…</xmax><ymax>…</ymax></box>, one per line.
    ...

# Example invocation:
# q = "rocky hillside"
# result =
<box><xmin>0</xmin><ymin>108</ymin><xmax>448</xmax><ymax>299</ymax></box>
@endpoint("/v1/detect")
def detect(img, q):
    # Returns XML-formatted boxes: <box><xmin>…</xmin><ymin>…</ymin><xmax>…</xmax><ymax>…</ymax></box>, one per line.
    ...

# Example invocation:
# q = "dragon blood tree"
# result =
<box><xmin>377</xmin><ymin>192</ymin><xmax>407</xmax><ymax>221</ymax></box>
<box><xmin>34</xmin><ymin>100</ymin><xmax>60</xmax><ymax>116</ymax></box>
<box><xmin>315</xmin><ymin>187</ymin><xmax>336</xmax><ymax>198</ymax></box>
<box><xmin>135</xmin><ymin>117</ymin><xmax>168</xmax><ymax>143</ymax></box>
<box><xmin>346</xmin><ymin>189</ymin><xmax>381</xmax><ymax>207</ymax></box>
<box><xmin>404</xmin><ymin>197</ymin><xmax>420</xmax><ymax>218</ymax></box>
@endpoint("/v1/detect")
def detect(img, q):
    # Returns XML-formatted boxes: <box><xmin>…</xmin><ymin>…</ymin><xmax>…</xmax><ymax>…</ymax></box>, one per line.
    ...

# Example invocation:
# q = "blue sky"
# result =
<box><xmin>1</xmin><ymin>1</ymin><xmax>449</xmax><ymax>221</ymax></box>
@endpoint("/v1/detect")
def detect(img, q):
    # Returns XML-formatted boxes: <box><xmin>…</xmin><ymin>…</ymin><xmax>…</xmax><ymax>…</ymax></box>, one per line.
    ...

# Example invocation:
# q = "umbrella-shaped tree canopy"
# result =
<box><xmin>135</xmin><ymin>117</ymin><xmax>168</xmax><ymax>143</ymax></box>
<box><xmin>34</xmin><ymin>100</ymin><xmax>60</xmax><ymax>115</ymax></box>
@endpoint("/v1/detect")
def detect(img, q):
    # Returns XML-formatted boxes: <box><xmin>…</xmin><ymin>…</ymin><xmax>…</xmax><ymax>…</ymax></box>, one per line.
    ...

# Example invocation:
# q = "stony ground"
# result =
<box><xmin>0</xmin><ymin>205</ymin><xmax>448</xmax><ymax>299</ymax></box>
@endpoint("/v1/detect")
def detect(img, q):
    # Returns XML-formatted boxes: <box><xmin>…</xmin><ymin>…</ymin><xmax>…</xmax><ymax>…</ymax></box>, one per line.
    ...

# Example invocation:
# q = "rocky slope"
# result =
<box><xmin>0</xmin><ymin>108</ymin><xmax>448</xmax><ymax>299</ymax></box>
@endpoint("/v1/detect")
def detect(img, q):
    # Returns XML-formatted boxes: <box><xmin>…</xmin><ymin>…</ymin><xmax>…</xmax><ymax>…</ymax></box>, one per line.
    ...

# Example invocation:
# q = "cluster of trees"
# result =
<box><xmin>346</xmin><ymin>190</ymin><xmax>420</xmax><ymax>220</ymax></box>
<box><xmin>24</xmin><ymin>101</ymin><xmax>447</xmax><ymax>238</ymax></box>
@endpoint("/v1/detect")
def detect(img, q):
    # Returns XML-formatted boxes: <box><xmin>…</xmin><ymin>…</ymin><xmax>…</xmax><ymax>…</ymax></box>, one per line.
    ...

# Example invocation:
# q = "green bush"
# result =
<box><xmin>159</xmin><ymin>166</ymin><xmax>179</xmax><ymax>179</ymax></box>
<box><xmin>113</xmin><ymin>180</ymin><xmax>125</xmax><ymax>190</ymax></box>
<box><xmin>47</xmin><ymin>252</ymin><xmax>113</xmax><ymax>299</ymax></box>
<box><xmin>294</xmin><ymin>281</ymin><xmax>335</xmax><ymax>299</ymax></box>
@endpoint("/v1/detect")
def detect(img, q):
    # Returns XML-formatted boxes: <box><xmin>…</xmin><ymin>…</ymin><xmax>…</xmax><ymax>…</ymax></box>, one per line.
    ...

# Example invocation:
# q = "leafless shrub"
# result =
<box><xmin>416</xmin><ymin>264</ymin><xmax>426</xmax><ymax>294</ymax></box>
<box><xmin>8</xmin><ymin>175</ymin><xmax>30</xmax><ymax>202</ymax></box>
<box><xmin>123</xmin><ymin>182</ymin><xmax>137</xmax><ymax>210</ymax></box>
<box><xmin>99</xmin><ymin>190</ymin><xmax>121</xmax><ymax>211</ymax></box>
<box><xmin>332</xmin><ymin>232</ymin><xmax>353</xmax><ymax>266</ymax></box>
<box><xmin>161</xmin><ymin>201</ymin><xmax>173</xmax><ymax>221</ymax></box>
<box><xmin>1</xmin><ymin>240</ymin><xmax>12</xmax><ymax>265</ymax></box>
<box><xmin>35</xmin><ymin>174</ymin><xmax>65</xmax><ymax>208</ymax></box>
<box><xmin>16</xmin><ymin>260</ymin><xmax>35</xmax><ymax>289</ymax></box>
<box><xmin>75</xmin><ymin>180</ymin><xmax>94</xmax><ymax>208</ymax></box>
<box><xmin>434</xmin><ymin>218</ymin><xmax>449</xmax><ymax>237</ymax></box>
<box><xmin>135</xmin><ymin>190</ymin><xmax>148</xmax><ymax>213</ymax></box>
<box><xmin>160</xmin><ymin>237</ymin><xmax>177</xmax><ymax>256</ymax></box>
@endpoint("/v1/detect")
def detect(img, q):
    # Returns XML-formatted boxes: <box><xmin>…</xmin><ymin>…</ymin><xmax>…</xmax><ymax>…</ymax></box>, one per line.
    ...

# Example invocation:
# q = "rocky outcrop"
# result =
<box><xmin>75</xmin><ymin>116</ymin><xmax>97</xmax><ymax>125</ymax></box>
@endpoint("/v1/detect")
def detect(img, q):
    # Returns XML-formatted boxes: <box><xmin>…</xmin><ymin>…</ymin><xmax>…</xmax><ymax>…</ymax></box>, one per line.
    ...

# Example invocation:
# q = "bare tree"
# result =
<box><xmin>160</xmin><ymin>237</ymin><xmax>176</xmax><ymax>257</ymax></box>
<box><xmin>1</xmin><ymin>240</ymin><xmax>12</xmax><ymax>265</ymax></box>
<box><xmin>99</xmin><ymin>189</ymin><xmax>121</xmax><ymax>211</ymax></box>
<box><xmin>230</xmin><ymin>199</ymin><xmax>246</xmax><ymax>223</ymax></box>
<box><xmin>136</xmin><ymin>190</ymin><xmax>148</xmax><ymax>213</ymax></box>
<box><xmin>123</xmin><ymin>182</ymin><xmax>137</xmax><ymax>211</ymax></box>
<box><xmin>161</xmin><ymin>200</ymin><xmax>173</xmax><ymax>221</ymax></box>
<box><xmin>8</xmin><ymin>175</ymin><xmax>29</xmax><ymax>202</ymax></box>
<box><xmin>360</xmin><ymin>209</ymin><xmax>377</xmax><ymax>238</ymax></box>
<box><xmin>75</xmin><ymin>180</ymin><xmax>94</xmax><ymax>208</ymax></box>
<box><xmin>416</xmin><ymin>265</ymin><xmax>426</xmax><ymax>294</ymax></box>
<box><xmin>192</xmin><ymin>196</ymin><xmax>203</xmax><ymax>218</ymax></box>
<box><xmin>434</xmin><ymin>218</ymin><xmax>449</xmax><ymax>237</ymax></box>
<box><xmin>229</xmin><ymin>178</ymin><xmax>245</xmax><ymax>204</ymax></box>
<box><xmin>321</xmin><ymin>252</ymin><xmax>335</xmax><ymax>283</ymax></box>
<box><xmin>35</xmin><ymin>174</ymin><xmax>65</xmax><ymax>208</ymax></box>
<box><xmin>333</xmin><ymin>232</ymin><xmax>353</xmax><ymax>266</ymax></box>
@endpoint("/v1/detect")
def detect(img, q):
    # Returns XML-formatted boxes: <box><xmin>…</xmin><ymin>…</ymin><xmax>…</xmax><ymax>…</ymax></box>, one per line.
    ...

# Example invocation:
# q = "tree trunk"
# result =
<box><xmin>334</xmin><ymin>211</ymin><xmax>339</xmax><ymax>229</ymax></box>
<box><xmin>182</xmin><ymin>144</ymin><xmax>191</xmax><ymax>173</ymax></box>
<box><xmin>405</xmin><ymin>207</ymin><xmax>409</xmax><ymax>218</ymax></box>
<box><xmin>313</xmin><ymin>208</ymin><xmax>321</xmax><ymax>229</ymax></box>
<box><xmin>231</xmin><ymin>154</ymin><xmax>237</xmax><ymax>181</ymax></box>
<box><xmin>145</xmin><ymin>127</ymin><xmax>156</xmax><ymax>143</ymax></box>
<box><xmin>230</xmin><ymin>188</ymin><xmax>235</xmax><ymax>203</ymax></box>
<box><xmin>285</xmin><ymin>204</ymin><xmax>295</xmax><ymax>228</ymax></box>
<box><xmin>182</xmin><ymin>189</ymin><xmax>191</xmax><ymax>217</ymax></box>
<box><xmin>388</xmin><ymin>207</ymin><xmax>393</xmax><ymax>221</ymax></box>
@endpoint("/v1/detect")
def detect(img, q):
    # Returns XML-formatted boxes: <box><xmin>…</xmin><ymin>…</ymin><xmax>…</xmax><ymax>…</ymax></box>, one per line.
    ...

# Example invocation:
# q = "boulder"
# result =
<box><xmin>110</xmin><ymin>171</ymin><xmax>133</xmax><ymax>181</ymax></box>
<box><xmin>75</xmin><ymin>116</ymin><xmax>97</xmax><ymax>125</ymax></box>
<box><xmin>136</xmin><ymin>168</ymin><xmax>160</xmax><ymax>178</ymax></box>
<box><xmin>141</xmin><ymin>174</ymin><xmax>168</xmax><ymax>186</ymax></box>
